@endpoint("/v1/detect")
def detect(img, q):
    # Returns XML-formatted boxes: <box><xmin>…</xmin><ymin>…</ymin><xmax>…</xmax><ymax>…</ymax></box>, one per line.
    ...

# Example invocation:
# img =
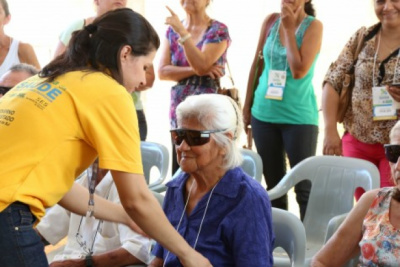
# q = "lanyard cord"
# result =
<box><xmin>270</xmin><ymin>15</ymin><xmax>307</xmax><ymax>71</ymax></box>
<box><xmin>77</xmin><ymin>171</ymin><xmax>113</xmax><ymax>256</ymax></box>
<box><xmin>373</xmin><ymin>30</ymin><xmax>400</xmax><ymax>86</ymax></box>
<box><xmin>87</xmin><ymin>158</ymin><xmax>99</xmax><ymax>217</ymax></box>
<box><xmin>162</xmin><ymin>178</ymin><xmax>221</xmax><ymax>267</ymax></box>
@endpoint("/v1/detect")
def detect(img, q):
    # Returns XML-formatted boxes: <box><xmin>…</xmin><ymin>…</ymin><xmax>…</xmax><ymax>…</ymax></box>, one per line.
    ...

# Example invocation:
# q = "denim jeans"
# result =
<box><xmin>251</xmin><ymin>116</ymin><xmax>318</xmax><ymax>221</ymax></box>
<box><xmin>0</xmin><ymin>202</ymin><xmax>48</xmax><ymax>267</ymax></box>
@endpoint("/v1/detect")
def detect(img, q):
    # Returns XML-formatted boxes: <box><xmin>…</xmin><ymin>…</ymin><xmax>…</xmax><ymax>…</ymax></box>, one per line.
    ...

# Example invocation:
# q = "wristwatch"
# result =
<box><xmin>178</xmin><ymin>33</ymin><xmax>191</xmax><ymax>45</ymax></box>
<box><xmin>85</xmin><ymin>254</ymin><xmax>93</xmax><ymax>267</ymax></box>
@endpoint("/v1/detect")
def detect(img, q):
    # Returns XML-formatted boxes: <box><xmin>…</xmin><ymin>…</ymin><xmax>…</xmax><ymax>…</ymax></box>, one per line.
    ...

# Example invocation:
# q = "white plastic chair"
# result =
<box><xmin>140</xmin><ymin>141</ymin><xmax>169</xmax><ymax>191</ymax></box>
<box><xmin>272</xmin><ymin>208</ymin><xmax>306</xmax><ymax>267</ymax></box>
<box><xmin>240</xmin><ymin>148</ymin><xmax>263</xmax><ymax>183</ymax></box>
<box><xmin>268</xmin><ymin>155</ymin><xmax>380</xmax><ymax>267</ymax></box>
<box><xmin>324</xmin><ymin>213</ymin><xmax>359</xmax><ymax>267</ymax></box>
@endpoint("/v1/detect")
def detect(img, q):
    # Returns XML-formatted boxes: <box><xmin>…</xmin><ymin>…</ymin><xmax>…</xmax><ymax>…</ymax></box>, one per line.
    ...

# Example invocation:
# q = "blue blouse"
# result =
<box><xmin>153</xmin><ymin>167</ymin><xmax>274</xmax><ymax>267</ymax></box>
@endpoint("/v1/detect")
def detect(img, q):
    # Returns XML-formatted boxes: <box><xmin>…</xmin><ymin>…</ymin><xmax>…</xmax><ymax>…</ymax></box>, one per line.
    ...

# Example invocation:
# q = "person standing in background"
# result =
<box><xmin>322</xmin><ymin>0</ymin><xmax>400</xmax><ymax>199</ymax></box>
<box><xmin>159</xmin><ymin>0</ymin><xmax>231</xmax><ymax>175</ymax></box>
<box><xmin>243</xmin><ymin>0</ymin><xmax>323</xmax><ymax>220</ymax></box>
<box><xmin>53</xmin><ymin>0</ymin><xmax>153</xmax><ymax>142</ymax></box>
<box><xmin>0</xmin><ymin>0</ymin><xmax>40</xmax><ymax>76</ymax></box>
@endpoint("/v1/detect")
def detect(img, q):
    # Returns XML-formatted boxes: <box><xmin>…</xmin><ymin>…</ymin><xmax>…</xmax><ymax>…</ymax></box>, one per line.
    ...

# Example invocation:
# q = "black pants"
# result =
<box><xmin>251</xmin><ymin>116</ymin><xmax>318</xmax><ymax>221</ymax></box>
<box><xmin>136</xmin><ymin>109</ymin><xmax>147</xmax><ymax>141</ymax></box>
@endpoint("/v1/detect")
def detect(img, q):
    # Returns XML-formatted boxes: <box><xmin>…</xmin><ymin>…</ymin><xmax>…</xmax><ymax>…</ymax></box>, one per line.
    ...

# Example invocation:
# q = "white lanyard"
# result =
<box><xmin>163</xmin><ymin>178</ymin><xmax>221</xmax><ymax>267</ymax></box>
<box><xmin>269</xmin><ymin>15</ymin><xmax>307</xmax><ymax>71</ymax></box>
<box><xmin>373</xmin><ymin>30</ymin><xmax>400</xmax><ymax>86</ymax></box>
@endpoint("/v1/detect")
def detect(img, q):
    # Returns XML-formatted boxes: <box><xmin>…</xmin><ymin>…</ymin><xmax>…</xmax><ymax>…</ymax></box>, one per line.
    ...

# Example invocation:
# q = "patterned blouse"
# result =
<box><xmin>324</xmin><ymin>24</ymin><xmax>400</xmax><ymax>144</ymax></box>
<box><xmin>166</xmin><ymin>20</ymin><xmax>231</xmax><ymax>128</ymax></box>
<box><xmin>359</xmin><ymin>187</ymin><xmax>400</xmax><ymax>266</ymax></box>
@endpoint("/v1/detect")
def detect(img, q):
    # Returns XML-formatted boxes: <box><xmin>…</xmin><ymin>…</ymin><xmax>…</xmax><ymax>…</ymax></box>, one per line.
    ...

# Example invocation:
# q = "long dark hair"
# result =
<box><xmin>305</xmin><ymin>0</ymin><xmax>316</xmax><ymax>17</ymax></box>
<box><xmin>0</xmin><ymin>0</ymin><xmax>10</xmax><ymax>16</ymax></box>
<box><xmin>40</xmin><ymin>8</ymin><xmax>160</xmax><ymax>84</ymax></box>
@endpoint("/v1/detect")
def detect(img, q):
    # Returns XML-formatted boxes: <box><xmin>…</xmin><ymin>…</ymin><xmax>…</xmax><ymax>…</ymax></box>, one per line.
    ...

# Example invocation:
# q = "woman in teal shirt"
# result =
<box><xmin>243</xmin><ymin>0</ymin><xmax>323</xmax><ymax>220</ymax></box>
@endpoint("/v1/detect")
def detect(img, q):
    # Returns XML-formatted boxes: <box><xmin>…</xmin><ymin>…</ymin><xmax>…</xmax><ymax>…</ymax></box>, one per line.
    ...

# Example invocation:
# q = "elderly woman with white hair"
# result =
<box><xmin>149</xmin><ymin>94</ymin><xmax>274</xmax><ymax>267</ymax></box>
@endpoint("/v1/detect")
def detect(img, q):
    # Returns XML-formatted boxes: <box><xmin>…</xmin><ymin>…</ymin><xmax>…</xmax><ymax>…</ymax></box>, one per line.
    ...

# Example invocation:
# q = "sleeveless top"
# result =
<box><xmin>251</xmin><ymin>15</ymin><xmax>319</xmax><ymax>126</ymax></box>
<box><xmin>359</xmin><ymin>187</ymin><xmax>400</xmax><ymax>266</ymax></box>
<box><xmin>0</xmin><ymin>38</ymin><xmax>20</xmax><ymax>77</ymax></box>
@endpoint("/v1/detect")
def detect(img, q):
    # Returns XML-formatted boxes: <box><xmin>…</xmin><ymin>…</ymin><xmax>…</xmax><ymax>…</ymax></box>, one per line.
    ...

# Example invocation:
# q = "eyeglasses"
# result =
<box><xmin>384</xmin><ymin>144</ymin><xmax>400</xmax><ymax>163</ymax></box>
<box><xmin>170</xmin><ymin>129</ymin><xmax>225</xmax><ymax>146</ymax></box>
<box><xmin>0</xmin><ymin>86</ymin><xmax>11</xmax><ymax>95</ymax></box>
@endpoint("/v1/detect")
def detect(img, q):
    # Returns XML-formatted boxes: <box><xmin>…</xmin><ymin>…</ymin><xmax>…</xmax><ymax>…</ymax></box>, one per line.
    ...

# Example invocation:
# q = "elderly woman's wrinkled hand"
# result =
<box><xmin>165</xmin><ymin>6</ymin><xmax>186</xmax><ymax>36</ymax></box>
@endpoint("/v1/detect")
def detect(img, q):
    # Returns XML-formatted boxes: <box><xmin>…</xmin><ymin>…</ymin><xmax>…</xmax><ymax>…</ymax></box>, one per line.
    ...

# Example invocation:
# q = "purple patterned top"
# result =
<box><xmin>167</xmin><ymin>20</ymin><xmax>231</xmax><ymax>128</ymax></box>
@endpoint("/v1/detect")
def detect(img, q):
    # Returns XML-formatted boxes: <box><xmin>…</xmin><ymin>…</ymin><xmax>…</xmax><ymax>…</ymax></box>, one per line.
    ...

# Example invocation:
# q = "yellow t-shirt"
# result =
<box><xmin>0</xmin><ymin>71</ymin><xmax>143</xmax><ymax>221</ymax></box>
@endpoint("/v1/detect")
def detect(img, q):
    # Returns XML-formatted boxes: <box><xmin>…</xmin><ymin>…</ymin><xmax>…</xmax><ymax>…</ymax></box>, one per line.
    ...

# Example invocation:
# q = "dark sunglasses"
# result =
<box><xmin>384</xmin><ymin>144</ymin><xmax>400</xmax><ymax>163</ymax></box>
<box><xmin>170</xmin><ymin>129</ymin><xmax>225</xmax><ymax>146</ymax></box>
<box><xmin>0</xmin><ymin>86</ymin><xmax>11</xmax><ymax>95</ymax></box>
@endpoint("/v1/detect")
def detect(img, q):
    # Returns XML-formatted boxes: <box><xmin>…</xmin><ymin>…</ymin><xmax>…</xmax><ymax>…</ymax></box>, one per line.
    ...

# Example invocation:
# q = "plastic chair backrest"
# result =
<box><xmin>272</xmin><ymin>208</ymin><xmax>306</xmax><ymax>267</ymax></box>
<box><xmin>240</xmin><ymin>148</ymin><xmax>263</xmax><ymax>183</ymax></box>
<box><xmin>268</xmin><ymin>155</ymin><xmax>380</xmax><ymax>265</ymax></box>
<box><xmin>140</xmin><ymin>141</ymin><xmax>169</xmax><ymax>189</ymax></box>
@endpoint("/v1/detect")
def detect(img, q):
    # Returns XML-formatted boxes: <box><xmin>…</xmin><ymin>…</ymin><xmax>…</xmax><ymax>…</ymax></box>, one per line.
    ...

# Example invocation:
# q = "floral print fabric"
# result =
<box><xmin>324</xmin><ymin>24</ymin><xmax>400</xmax><ymax>144</ymax></box>
<box><xmin>166</xmin><ymin>20</ymin><xmax>231</xmax><ymax>128</ymax></box>
<box><xmin>359</xmin><ymin>187</ymin><xmax>400</xmax><ymax>266</ymax></box>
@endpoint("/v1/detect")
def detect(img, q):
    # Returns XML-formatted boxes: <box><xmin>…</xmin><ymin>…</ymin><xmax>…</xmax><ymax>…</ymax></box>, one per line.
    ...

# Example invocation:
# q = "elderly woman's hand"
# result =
<box><xmin>387</xmin><ymin>84</ymin><xmax>400</xmax><ymax>102</ymax></box>
<box><xmin>165</xmin><ymin>6</ymin><xmax>187</xmax><ymax>37</ymax></box>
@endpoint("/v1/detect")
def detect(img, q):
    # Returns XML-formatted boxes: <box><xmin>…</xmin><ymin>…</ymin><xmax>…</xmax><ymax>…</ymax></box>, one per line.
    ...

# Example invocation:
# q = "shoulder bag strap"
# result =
<box><xmin>252</xmin><ymin>13</ymin><xmax>280</xmax><ymax>92</ymax></box>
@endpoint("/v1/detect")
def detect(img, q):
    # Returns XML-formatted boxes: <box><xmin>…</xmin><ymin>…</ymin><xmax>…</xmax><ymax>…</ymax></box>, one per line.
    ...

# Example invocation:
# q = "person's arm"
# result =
<box><xmin>311</xmin><ymin>189</ymin><xmax>377</xmax><ymax>267</ymax></box>
<box><xmin>158</xmin><ymin>36</ymin><xmax>196</xmax><ymax>82</ymax></box>
<box><xmin>321</xmin><ymin>82</ymin><xmax>342</xmax><ymax>156</ymax></box>
<box><xmin>111</xmin><ymin>170</ymin><xmax>212</xmax><ymax>267</ymax></box>
<box><xmin>58</xmin><ymin>183</ymin><xmax>141</xmax><ymax>233</ymax></box>
<box><xmin>48</xmin><ymin>247</ymin><xmax>142</xmax><ymax>267</ymax></box>
<box><xmin>165</xmin><ymin>7</ymin><xmax>227</xmax><ymax>76</ymax></box>
<box><xmin>243</xmin><ymin>14</ymin><xmax>273</xmax><ymax>131</ymax></box>
<box><xmin>18</xmin><ymin>42</ymin><xmax>40</xmax><ymax>70</ymax></box>
<box><xmin>280</xmin><ymin>5</ymin><xmax>323</xmax><ymax>79</ymax></box>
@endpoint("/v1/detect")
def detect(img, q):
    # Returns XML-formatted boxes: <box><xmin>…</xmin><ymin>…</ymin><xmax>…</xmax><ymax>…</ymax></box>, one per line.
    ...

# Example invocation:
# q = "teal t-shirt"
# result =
<box><xmin>251</xmin><ymin>15</ymin><xmax>318</xmax><ymax>126</ymax></box>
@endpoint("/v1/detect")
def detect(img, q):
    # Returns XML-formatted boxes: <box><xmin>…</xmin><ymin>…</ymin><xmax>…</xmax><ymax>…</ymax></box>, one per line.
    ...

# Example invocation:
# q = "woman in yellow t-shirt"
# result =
<box><xmin>0</xmin><ymin>8</ymin><xmax>212</xmax><ymax>267</ymax></box>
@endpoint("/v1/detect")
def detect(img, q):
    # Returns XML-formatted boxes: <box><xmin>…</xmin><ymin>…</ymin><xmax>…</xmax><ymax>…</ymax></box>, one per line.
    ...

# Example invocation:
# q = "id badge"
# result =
<box><xmin>372</xmin><ymin>86</ymin><xmax>397</xmax><ymax>121</ymax></box>
<box><xmin>266</xmin><ymin>70</ymin><xmax>286</xmax><ymax>100</ymax></box>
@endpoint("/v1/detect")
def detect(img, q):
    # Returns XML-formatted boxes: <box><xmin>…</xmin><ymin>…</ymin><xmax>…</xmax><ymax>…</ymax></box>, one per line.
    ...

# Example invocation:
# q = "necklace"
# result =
<box><xmin>162</xmin><ymin>177</ymin><xmax>221</xmax><ymax>267</ymax></box>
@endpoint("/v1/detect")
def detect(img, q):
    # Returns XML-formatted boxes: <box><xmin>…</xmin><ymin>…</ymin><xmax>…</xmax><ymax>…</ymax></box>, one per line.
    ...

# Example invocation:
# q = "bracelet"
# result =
<box><xmin>178</xmin><ymin>33</ymin><xmax>191</xmax><ymax>45</ymax></box>
<box><xmin>85</xmin><ymin>254</ymin><xmax>94</xmax><ymax>267</ymax></box>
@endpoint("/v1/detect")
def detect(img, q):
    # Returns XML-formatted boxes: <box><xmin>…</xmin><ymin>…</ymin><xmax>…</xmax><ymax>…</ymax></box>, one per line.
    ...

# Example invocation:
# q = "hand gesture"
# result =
<box><xmin>387</xmin><ymin>84</ymin><xmax>400</xmax><ymax>102</ymax></box>
<box><xmin>165</xmin><ymin>6</ymin><xmax>186</xmax><ymax>36</ymax></box>
<box><xmin>280</xmin><ymin>3</ymin><xmax>303</xmax><ymax>32</ymax></box>
<box><xmin>205</xmin><ymin>65</ymin><xmax>224</xmax><ymax>80</ymax></box>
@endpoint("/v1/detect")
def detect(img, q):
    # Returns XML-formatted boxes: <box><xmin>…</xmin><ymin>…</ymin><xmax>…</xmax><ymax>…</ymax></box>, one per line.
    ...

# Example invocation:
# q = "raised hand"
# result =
<box><xmin>165</xmin><ymin>6</ymin><xmax>186</xmax><ymax>36</ymax></box>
